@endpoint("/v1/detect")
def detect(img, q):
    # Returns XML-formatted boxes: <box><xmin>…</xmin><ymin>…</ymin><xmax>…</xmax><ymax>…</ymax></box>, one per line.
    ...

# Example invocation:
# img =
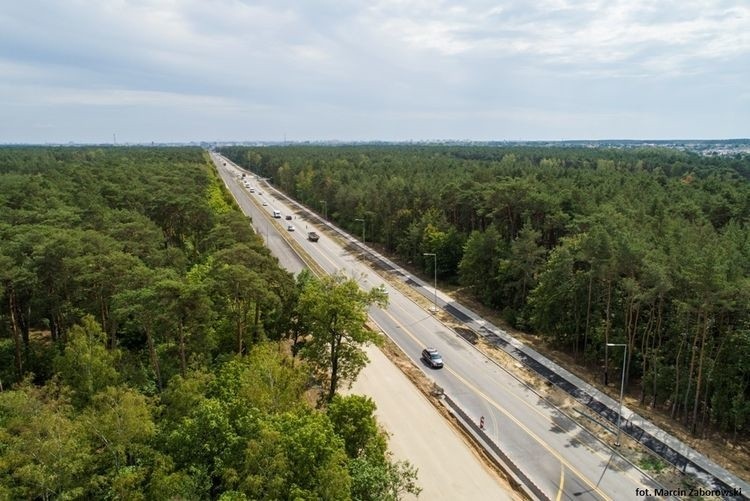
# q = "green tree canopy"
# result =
<box><xmin>298</xmin><ymin>273</ymin><xmax>388</xmax><ymax>402</ymax></box>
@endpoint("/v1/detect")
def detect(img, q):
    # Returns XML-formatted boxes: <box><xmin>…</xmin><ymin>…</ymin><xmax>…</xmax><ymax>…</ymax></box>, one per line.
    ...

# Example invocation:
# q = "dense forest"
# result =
<box><xmin>220</xmin><ymin>145</ymin><xmax>750</xmax><ymax>440</ymax></box>
<box><xmin>0</xmin><ymin>147</ymin><xmax>418</xmax><ymax>499</ymax></box>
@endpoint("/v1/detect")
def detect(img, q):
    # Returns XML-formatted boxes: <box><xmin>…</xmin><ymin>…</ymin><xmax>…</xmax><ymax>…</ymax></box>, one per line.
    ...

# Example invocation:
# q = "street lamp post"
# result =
<box><xmin>423</xmin><ymin>252</ymin><xmax>437</xmax><ymax>313</ymax></box>
<box><xmin>606</xmin><ymin>343</ymin><xmax>627</xmax><ymax>447</ymax></box>
<box><xmin>355</xmin><ymin>218</ymin><xmax>365</xmax><ymax>244</ymax></box>
<box><xmin>320</xmin><ymin>200</ymin><xmax>327</xmax><ymax>220</ymax></box>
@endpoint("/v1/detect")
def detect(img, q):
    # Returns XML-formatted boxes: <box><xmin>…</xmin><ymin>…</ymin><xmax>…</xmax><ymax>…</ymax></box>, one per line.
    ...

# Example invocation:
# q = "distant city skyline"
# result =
<box><xmin>1</xmin><ymin>1</ymin><xmax>748</xmax><ymax>143</ymax></box>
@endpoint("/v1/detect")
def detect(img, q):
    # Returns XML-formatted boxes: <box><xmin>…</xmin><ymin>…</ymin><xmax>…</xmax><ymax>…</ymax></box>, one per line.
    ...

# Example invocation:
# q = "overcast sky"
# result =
<box><xmin>1</xmin><ymin>0</ymin><xmax>748</xmax><ymax>143</ymax></box>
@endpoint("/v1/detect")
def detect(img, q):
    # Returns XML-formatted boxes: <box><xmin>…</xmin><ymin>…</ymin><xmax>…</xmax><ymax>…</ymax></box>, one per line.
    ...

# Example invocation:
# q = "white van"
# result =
<box><xmin>272</xmin><ymin>209</ymin><xmax>281</xmax><ymax>218</ymax></box>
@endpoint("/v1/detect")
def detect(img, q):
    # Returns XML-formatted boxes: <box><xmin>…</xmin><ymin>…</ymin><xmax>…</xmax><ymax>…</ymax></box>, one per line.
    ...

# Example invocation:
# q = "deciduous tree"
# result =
<box><xmin>298</xmin><ymin>273</ymin><xmax>387</xmax><ymax>402</ymax></box>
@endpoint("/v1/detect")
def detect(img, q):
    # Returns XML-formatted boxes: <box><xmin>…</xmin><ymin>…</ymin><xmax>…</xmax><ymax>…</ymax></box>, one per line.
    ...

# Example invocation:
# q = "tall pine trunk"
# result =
<box><xmin>651</xmin><ymin>297</ymin><xmax>664</xmax><ymax>408</ymax></box>
<box><xmin>584</xmin><ymin>272</ymin><xmax>593</xmax><ymax>360</ymax></box>
<box><xmin>691</xmin><ymin>315</ymin><xmax>710</xmax><ymax>435</ymax></box>
<box><xmin>671</xmin><ymin>333</ymin><xmax>686</xmax><ymax>419</ymax></box>
<box><xmin>145</xmin><ymin>326</ymin><xmax>162</xmax><ymax>392</ymax></box>
<box><xmin>682</xmin><ymin>310</ymin><xmax>702</xmax><ymax>426</ymax></box>
<box><xmin>639</xmin><ymin>307</ymin><xmax>655</xmax><ymax>404</ymax></box>
<box><xmin>603</xmin><ymin>280</ymin><xmax>612</xmax><ymax>386</ymax></box>
<box><xmin>8</xmin><ymin>288</ymin><xmax>23</xmax><ymax>380</ymax></box>
<box><xmin>178</xmin><ymin>320</ymin><xmax>187</xmax><ymax>376</ymax></box>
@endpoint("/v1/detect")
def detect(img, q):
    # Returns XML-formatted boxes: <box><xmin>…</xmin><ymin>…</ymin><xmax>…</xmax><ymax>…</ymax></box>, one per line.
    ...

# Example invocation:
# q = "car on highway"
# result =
<box><xmin>421</xmin><ymin>348</ymin><xmax>443</xmax><ymax>368</ymax></box>
<box><xmin>262</xmin><ymin>201</ymin><xmax>268</xmax><ymax>206</ymax></box>
<box><xmin>285</xmin><ymin>215</ymin><xmax>292</xmax><ymax>220</ymax></box>
<box><xmin>287</xmin><ymin>224</ymin><xmax>295</xmax><ymax>231</ymax></box>
<box><xmin>307</xmin><ymin>231</ymin><xmax>319</xmax><ymax>242</ymax></box>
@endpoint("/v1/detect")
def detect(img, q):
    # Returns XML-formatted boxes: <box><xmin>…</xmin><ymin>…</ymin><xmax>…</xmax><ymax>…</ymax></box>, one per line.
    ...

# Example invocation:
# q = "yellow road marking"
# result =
<box><xmin>383</xmin><ymin>295</ymin><xmax>647</xmax><ymax>487</ymax></box>
<box><xmin>373</xmin><ymin>307</ymin><xmax>611</xmax><ymax>501</ymax></box>
<box><xmin>446</xmin><ymin>366</ymin><xmax>610</xmax><ymax>501</ymax></box>
<box><xmin>220</xmin><ymin>161</ymin><xmax>620</xmax><ymax>499</ymax></box>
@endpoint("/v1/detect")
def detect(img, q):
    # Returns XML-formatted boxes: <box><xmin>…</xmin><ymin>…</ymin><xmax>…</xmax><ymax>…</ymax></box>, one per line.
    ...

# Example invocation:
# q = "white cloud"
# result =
<box><xmin>362</xmin><ymin>0</ymin><xmax>750</xmax><ymax>77</ymax></box>
<box><xmin>0</xmin><ymin>0</ymin><xmax>747</xmax><ymax>141</ymax></box>
<box><xmin>44</xmin><ymin>88</ymin><xmax>234</xmax><ymax>108</ymax></box>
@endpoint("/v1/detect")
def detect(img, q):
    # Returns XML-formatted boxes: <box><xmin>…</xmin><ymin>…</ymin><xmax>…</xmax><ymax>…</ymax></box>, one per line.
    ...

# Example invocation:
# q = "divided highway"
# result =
<box><xmin>212</xmin><ymin>154</ymin><xmax>513</xmax><ymax>499</ymax></box>
<box><xmin>212</xmin><ymin>153</ymin><xmax>663</xmax><ymax>501</ymax></box>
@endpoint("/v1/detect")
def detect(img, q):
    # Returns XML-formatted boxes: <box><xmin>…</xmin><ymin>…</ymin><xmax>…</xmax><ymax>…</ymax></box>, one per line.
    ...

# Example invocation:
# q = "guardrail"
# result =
<box><xmin>216</xmin><ymin>154</ymin><xmax>749</xmax><ymax>501</ymax></box>
<box><xmin>443</xmin><ymin>394</ymin><xmax>549</xmax><ymax>501</ymax></box>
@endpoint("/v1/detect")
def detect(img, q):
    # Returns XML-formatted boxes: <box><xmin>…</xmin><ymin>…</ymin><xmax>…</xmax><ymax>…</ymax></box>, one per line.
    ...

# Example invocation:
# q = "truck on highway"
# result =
<box><xmin>307</xmin><ymin>231</ymin><xmax>319</xmax><ymax>242</ymax></box>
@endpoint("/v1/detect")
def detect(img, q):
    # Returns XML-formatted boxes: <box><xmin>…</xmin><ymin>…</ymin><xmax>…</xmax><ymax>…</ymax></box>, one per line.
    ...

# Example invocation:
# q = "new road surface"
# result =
<box><xmin>212</xmin><ymin>153</ymin><xmax>662</xmax><ymax>501</ymax></box>
<box><xmin>213</xmin><ymin>154</ymin><xmax>514</xmax><ymax>500</ymax></box>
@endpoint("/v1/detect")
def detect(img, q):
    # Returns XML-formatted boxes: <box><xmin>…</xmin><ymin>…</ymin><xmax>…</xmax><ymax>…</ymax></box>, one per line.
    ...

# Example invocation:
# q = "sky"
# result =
<box><xmin>1</xmin><ymin>0</ymin><xmax>748</xmax><ymax>143</ymax></box>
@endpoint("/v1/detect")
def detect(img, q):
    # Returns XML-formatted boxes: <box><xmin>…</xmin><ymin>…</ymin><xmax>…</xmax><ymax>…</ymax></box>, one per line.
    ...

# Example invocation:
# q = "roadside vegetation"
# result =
<box><xmin>220</xmin><ymin>145</ymin><xmax>750</xmax><ymax>442</ymax></box>
<box><xmin>0</xmin><ymin>146</ymin><xmax>419</xmax><ymax>499</ymax></box>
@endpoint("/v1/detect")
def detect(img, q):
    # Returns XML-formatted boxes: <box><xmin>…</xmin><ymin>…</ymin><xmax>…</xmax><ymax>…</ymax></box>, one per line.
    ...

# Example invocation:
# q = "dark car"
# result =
<box><xmin>307</xmin><ymin>231</ymin><xmax>320</xmax><ymax>242</ymax></box>
<box><xmin>421</xmin><ymin>348</ymin><xmax>443</xmax><ymax>368</ymax></box>
<box><xmin>285</xmin><ymin>214</ymin><xmax>292</xmax><ymax>220</ymax></box>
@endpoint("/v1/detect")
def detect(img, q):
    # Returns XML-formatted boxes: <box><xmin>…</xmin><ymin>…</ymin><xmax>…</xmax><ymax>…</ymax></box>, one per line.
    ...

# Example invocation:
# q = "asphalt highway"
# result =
<box><xmin>212</xmin><ymin>153</ymin><xmax>663</xmax><ymax>501</ymax></box>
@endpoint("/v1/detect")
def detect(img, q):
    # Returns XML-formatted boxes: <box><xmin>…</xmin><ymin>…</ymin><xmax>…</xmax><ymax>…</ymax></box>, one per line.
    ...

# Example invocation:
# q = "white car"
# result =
<box><xmin>262</xmin><ymin>201</ymin><xmax>268</xmax><ymax>206</ymax></box>
<box><xmin>287</xmin><ymin>224</ymin><xmax>295</xmax><ymax>232</ymax></box>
